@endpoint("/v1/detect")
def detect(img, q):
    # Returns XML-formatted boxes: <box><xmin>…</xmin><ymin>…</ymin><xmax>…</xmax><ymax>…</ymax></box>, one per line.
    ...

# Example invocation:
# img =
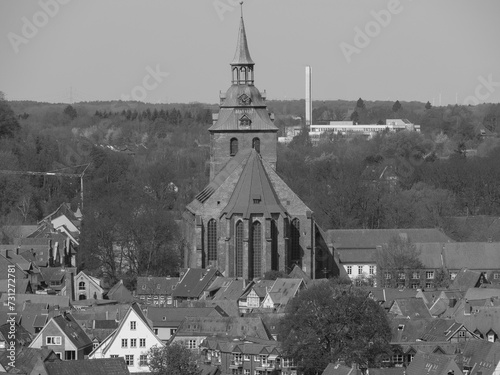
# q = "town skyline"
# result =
<box><xmin>1</xmin><ymin>0</ymin><xmax>500</xmax><ymax>106</ymax></box>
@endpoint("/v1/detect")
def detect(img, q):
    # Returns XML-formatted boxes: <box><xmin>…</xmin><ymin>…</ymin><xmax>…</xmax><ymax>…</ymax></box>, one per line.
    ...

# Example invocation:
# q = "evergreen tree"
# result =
<box><xmin>63</xmin><ymin>104</ymin><xmax>78</xmax><ymax>120</ymax></box>
<box><xmin>392</xmin><ymin>100</ymin><xmax>402</xmax><ymax>113</ymax></box>
<box><xmin>425</xmin><ymin>101</ymin><xmax>432</xmax><ymax>110</ymax></box>
<box><xmin>356</xmin><ymin>97</ymin><xmax>366</xmax><ymax>110</ymax></box>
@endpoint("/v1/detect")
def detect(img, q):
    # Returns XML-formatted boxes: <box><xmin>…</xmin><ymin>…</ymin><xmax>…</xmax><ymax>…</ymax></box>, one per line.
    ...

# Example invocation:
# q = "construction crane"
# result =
<box><xmin>0</xmin><ymin>163</ymin><xmax>91</xmax><ymax>211</ymax></box>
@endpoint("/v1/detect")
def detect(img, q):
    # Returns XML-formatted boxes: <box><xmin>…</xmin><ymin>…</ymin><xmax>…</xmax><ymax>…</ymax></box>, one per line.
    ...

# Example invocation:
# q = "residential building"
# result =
<box><xmin>29</xmin><ymin>312</ymin><xmax>93</xmax><ymax>360</ymax></box>
<box><xmin>71</xmin><ymin>270</ymin><xmax>105</xmax><ymax>300</ymax></box>
<box><xmin>136</xmin><ymin>276</ymin><xmax>179</xmax><ymax>306</ymax></box>
<box><xmin>172</xmin><ymin>268</ymin><xmax>220</xmax><ymax>303</ymax></box>
<box><xmin>238</xmin><ymin>279</ymin><xmax>275</xmax><ymax>313</ymax></box>
<box><xmin>171</xmin><ymin>316</ymin><xmax>274</xmax><ymax>352</ymax></box>
<box><xmin>201</xmin><ymin>336</ymin><xmax>297</xmax><ymax>375</ymax></box>
<box><xmin>106</xmin><ymin>280</ymin><xmax>134</xmax><ymax>303</ymax></box>
<box><xmin>145</xmin><ymin>306</ymin><xmax>228</xmax><ymax>342</ymax></box>
<box><xmin>89</xmin><ymin>303</ymin><xmax>164</xmax><ymax>373</ymax></box>
<box><xmin>261</xmin><ymin>278</ymin><xmax>306</xmax><ymax>310</ymax></box>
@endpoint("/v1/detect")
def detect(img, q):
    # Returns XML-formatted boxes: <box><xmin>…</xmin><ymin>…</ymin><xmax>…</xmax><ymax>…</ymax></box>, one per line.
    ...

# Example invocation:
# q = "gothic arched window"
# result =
<box><xmin>291</xmin><ymin>219</ymin><xmax>301</xmax><ymax>262</ymax></box>
<box><xmin>79</xmin><ymin>281</ymin><xmax>85</xmax><ymax>290</ymax></box>
<box><xmin>230</xmin><ymin>138</ymin><xmax>238</xmax><ymax>156</ymax></box>
<box><xmin>250</xmin><ymin>221</ymin><xmax>262</xmax><ymax>279</ymax></box>
<box><xmin>252</xmin><ymin>137</ymin><xmax>260</xmax><ymax>153</ymax></box>
<box><xmin>271</xmin><ymin>219</ymin><xmax>278</xmax><ymax>271</ymax></box>
<box><xmin>207</xmin><ymin>219</ymin><xmax>217</xmax><ymax>262</ymax></box>
<box><xmin>235</xmin><ymin>221</ymin><xmax>244</xmax><ymax>278</ymax></box>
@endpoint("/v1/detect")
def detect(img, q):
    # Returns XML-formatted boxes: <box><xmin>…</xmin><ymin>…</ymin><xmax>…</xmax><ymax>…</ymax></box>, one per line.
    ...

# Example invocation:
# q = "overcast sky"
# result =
<box><xmin>1</xmin><ymin>0</ymin><xmax>499</xmax><ymax>106</ymax></box>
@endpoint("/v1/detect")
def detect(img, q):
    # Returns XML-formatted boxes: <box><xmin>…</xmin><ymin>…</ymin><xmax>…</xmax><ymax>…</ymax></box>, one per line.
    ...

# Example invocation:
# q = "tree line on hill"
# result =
<box><xmin>1</xmin><ymin>94</ymin><xmax>500</xmax><ymax>285</ymax></box>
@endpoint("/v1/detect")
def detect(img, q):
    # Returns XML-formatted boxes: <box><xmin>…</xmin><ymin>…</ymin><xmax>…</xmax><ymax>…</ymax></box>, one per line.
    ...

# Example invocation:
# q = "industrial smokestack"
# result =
<box><xmin>305</xmin><ymin>66</ymin><xmax>312</xmax><ymax>126</ymax></box>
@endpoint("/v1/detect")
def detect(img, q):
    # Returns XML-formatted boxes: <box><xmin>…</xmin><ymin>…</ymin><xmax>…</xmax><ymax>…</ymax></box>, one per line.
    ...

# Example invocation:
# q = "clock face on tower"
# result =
<box><xmin>238</xmin><ymin>93</ymin><xmax>252</xmax><ymax>106</ymax></box>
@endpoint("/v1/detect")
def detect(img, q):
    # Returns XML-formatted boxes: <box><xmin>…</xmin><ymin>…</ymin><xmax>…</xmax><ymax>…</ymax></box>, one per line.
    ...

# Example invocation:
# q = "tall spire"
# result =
<box><xmin>231</xmin><ymin>2</ymin><xmax>254</xmax><ymax>66</ymax></box>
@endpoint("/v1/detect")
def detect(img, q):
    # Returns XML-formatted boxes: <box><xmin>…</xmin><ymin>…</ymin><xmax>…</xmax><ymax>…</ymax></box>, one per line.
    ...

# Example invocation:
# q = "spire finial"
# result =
<box><xmin>240</xmin><ymin>1</ymin><xmax>243</xmax><ymax>18</ymax></box>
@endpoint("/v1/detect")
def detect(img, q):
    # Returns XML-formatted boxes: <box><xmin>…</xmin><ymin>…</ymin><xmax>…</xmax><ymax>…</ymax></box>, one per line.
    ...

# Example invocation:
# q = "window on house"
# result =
<box><xmin>110</xmin><ymin>355</ymin><xmax>119</xmax><ymax>358</ymax></box>
<box><xmin>426</xmin><ymin>271</ymin><xmax>435</xmax><ymax>279</ymax></box>
<box><xmin>125</xmin><ymin>355</ymin><xmax>134</xmax><ymax>366</ymax></box>
<box><xmin>46</xmin><ymin>336</ymin><xmax>62</xmax><ymax>345</ymax></box>
<box><xmin>130</xmin><ymin>339</ymin><xmax>137</xmax><ymax>348</ymax></box>
<box><xmin>412</xmin><ymin>272</ymin><xmax>420</xmax><ymax>279</ymax></box>
<box><xmin>65</xmin><ymin>351</ymin><xmax>76</xmax><ymax>360</ymax></box>
<box><xmin>139</xmin><ymin>354</ymin><xmax>148</xmax><ymax>366</ymax></box>
<box><xmin>494</xmin><ymin>273</ymin><xmax>500</xmax><ymax>280</ymax></box>
<box><xmin>239</xmin><ymin>116</ymin><xmax>251</xmax><ymax>127</ymax></box>
<box><xmin>358</xmin><ymin>266</ymin><xmax>363</xmax><ymax>275</ymax></box>
<box><xmin>187</xmin><ymin>339</ymin><xmax>197</xmax><ymax>349</ymax></box>
<box><xmin>130</xmin><ymin>321</ymin><xmax>136</xmax><ymax>330</ymax></box>
<box><xmin>55</xmin><ymin>352</ymin><xmax>62</xmax><ymax>359</ymax></box>
<box><xmin>399</xmin><ymin>272</ymin><xmax>405</xmax><ymax>280</ymax></box>
<box><xmin>121</xmin><ymin>339</ymin><xmax>127</xmax><ymax>348</ymax></box>
<box><xmin>369</xmin><ymin>266</ymin><xmax>375</xmax><ymax>275</ymax></box>
<box><xmin>208</xmin><ymin>219</ymin><xmax>217</xmax><ymax>262</ymax></box>
<box><xmin>170</xmin><ymin>329</ymin><xmax>176</xmax><ymax>336</ymax></box>
<box><xmin>260</xmin><ymin>355</ymin><xmax>268</xmax><ymax>365</ymax></box>
<box><xmin>392</xmin><ymin>354</ymin><xmax>403</xmax><ymax>363</ymax></box>
<box><xmin>78</xmin><ymin>281</ymin><xmax>85</xmax><ymax>290</ymax></box>
<box><xmin>426</xmin><ymin>282</ymin><xmax>432</xmax><ymax>288</ymax></box>
<box><xmin>458</xmin><ymin>330</ymin><xmax>466</xmax><ymax>338</ymax></box>
<box><xmin>411</xmin><ymin>283</ymin><xmax>419</xmax><ymax>289</ymax></box>
<box><xmin>450</xmin><ymin>272</ymin><xmax>457</xmax><ymax>280</ymax></box>
<box><xmin>140</xmin><ymin>338</ymin><xmax>146</xmax><ymax>347</ymax></box>
<box><xmin>244</xmin><ymin>354</ymin><xmax>250</xmax><ymax>361</ymax></box>
<box><xmin>244</xmin><ymin>369</ymin><xmax>250</xmax><ymax>375</ymax></box>
<box><xmin>230</xmin><ymin>138</ymin><xmax>238</xmax><ymax>156</ymax></box>
<box><xmin>385</xmin><ymin>272</ymin><xmax>392</xmax><ymax>279</ymax></box>
<box><xmin>347</xmin><ymin>266</ymin><xmax>352</xmax><ymax>275</ymax></box>
<box><xmin>93</xmin><ymin>342</ymin><xmax>99</xmax><ymax>349</ymax></box>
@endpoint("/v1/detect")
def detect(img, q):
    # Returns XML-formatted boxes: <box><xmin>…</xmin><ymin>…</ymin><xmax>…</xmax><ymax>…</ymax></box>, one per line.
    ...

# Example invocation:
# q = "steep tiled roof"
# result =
<box><xmin>221</xmin><ymin>150</ymin><xmax>287</xmax><ymax>219</ymax></box>
<box><xmin>45</xmin><ymin>357</ymin><xmax>130</xmax><ymax>375</ymax></box>
<box><xmin>327</xmin><ymin>229</ymin><xmax>453</xmax><ymax>249</ymax></box>
<box><xmin>173</xmin><ymin>268</ymin><xmax>220</xmax><ymax>299</ymax></box>
<box><xmin>146</xmin><ymin>307</ymin><xmax>226</xmax><ymax>327</ymax></box>
<box><xmin>443</xmin><ymin>243</ymin><xmax>500</xmax><ymax>269</ymax></box>
<box><xmin>406</xmin><ymin>352</ymin><xmax>459</xmax><ymax>375</ymax></box>
<box><xmin>420</xmin><ymin>319</ymin><xmax>464</xmax><ymax>341</ymax></box>
<box><xmin>266</xmin><ymin>278</ymin><xmax>304</xmax><ymax>307</ymax></box>
<box><xmin>366</xmin><ymin>287</ymin><xmax>419</xmax><ymax>309</ymax></box>
<box><xmin>175</xmin><ymin>316</ymin><xmax>273</xmax><ymax>340</ymax></box>
<box><xmin>1</xmin><ymin>225</ymin><xmax>38</xmax><ymax>239</ymax></box>
<box><xmin>0</xmin><ymin>322</ymin><xmax>32</xmax><ymax>348</ymax></box>
<box><xmin>212</xmin><ymin>279</ymin><xmax>245</xmax><ymax>301</ymax></box>
<box><xmin>450</xmin><ymin>269</ymin><xmax>485</xmax><ymax>292</ymax></box>
<box><xmin>52</xmin><ymin>313</ymin><xmax>93</xmax><ymax>348</ymax></box>
<box><xmin>390</xmin><ymin>298</ymin><xmax>432</xmax><ymax>319</ymax></box>
<box><xmin>389</xmin><ymin>316</ymin><xmax>434</xmax><ymax>343</ymax></box>
<box><xmin>461</xmin><ymin>340</ymin><xmax>500</xmax><ymax>375</ymax></box>
<box><xmin>288</xmin><ymin>264</ymin><xmax>312</xmax><ymax>283</ymax></box>
<box><xmin>0</xmin><ymin>347</ymin><xmax>57</xmax><ymax>373</ymax></box>
<box><xmin>136</xmin><ymin>276</ymin><xmax>179</xmax><ymax>296</ymax></box>
<box><xmin>464</xmin><ymin>288</ymin><xmax>500</xmax><ymax>301</ymax></box>
<box><xmin>0</xmin><ymin>293</ymin><xmax>70</xmax><ymax>308</ymax></box>
<box><xmin>105</xmin><ymin>280</ymin><xmax>134</xmax><ymax>302</ymax></box>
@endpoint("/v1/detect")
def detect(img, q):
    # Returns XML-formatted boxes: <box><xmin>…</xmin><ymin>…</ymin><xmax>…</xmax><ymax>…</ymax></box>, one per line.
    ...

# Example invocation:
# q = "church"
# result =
<box><xmin>181</xmin><ymin>9</ymin><xmax>341</xmax><ymax>280</ymax></box>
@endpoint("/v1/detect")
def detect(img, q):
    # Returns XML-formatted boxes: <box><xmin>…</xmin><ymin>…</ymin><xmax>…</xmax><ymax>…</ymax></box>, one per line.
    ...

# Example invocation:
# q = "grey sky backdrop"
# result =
<box><xmin>1</xmin><ymin>0</ymin><xmax>499</xmax><ymax>106</ymax></box>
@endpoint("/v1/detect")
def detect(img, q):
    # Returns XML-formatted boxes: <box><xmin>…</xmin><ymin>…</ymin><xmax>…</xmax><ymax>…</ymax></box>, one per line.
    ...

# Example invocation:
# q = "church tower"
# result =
<box><xmin>182</xmin><ymin>5</ymin><xmax>339</xmax><ymax>280</ymax></box>
<box><xmin>209</xmin><ymin>7</ymin><xmax>278</xmax><ymax>181</ymax></box>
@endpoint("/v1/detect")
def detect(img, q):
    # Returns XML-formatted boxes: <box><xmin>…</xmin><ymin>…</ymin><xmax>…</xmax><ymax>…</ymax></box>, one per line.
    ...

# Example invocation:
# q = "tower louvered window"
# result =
<box><xmin>252</xmin><ymin>137</ymin><xmax>260</xmax><ymax>153</ymax></box>
<box><xmin>235</xmin><ymin>221</ymin><xmax>244</xmax><ymax>278</ymax></box>
<box><xmin>251</xmin><ymin>221</ymin><xmax>262</xmax><ymax>279</ymax></box>
<box><xmin>291</xmin><ymin>219</ymin><xmax>301</xmax><ymax>262</ymax></box>
<box><xmin>207</xmin><ymin>219</ymin><xmax>217</xmax><ymax>262</ymax></box>
<box><xmin>230</xmin><ymin>138</ymin><xmax>238</xmax><ymax>156</ymax></box>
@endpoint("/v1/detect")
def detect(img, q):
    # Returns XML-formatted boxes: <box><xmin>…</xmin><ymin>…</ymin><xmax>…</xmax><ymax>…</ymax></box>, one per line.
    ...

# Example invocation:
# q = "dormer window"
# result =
<box><xmin>239</xmin><ymin>115</ymin><xmax>251</xmax><ymax>127</ymax></box>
